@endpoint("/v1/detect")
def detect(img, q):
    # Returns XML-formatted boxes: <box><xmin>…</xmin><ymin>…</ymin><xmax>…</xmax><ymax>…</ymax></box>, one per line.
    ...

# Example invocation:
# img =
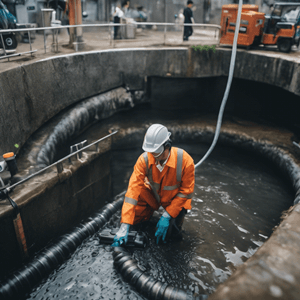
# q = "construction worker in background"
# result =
<box><xmin>183</xmin><ymin>0</ymin><xmax>195</xmax><ymax>41</ymax></box>
<box><xmin>112</xmin><ymin>124</ymin><xmax>195</xmax><ymax>246</ymax></box>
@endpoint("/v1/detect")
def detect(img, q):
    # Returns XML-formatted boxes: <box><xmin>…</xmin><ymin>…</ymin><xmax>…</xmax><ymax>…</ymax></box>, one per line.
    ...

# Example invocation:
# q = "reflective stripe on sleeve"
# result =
<box><xmin>125</xmin><ymin>197</ymin><xmax>138</xmax><ymax>206</ymax></box>
<box><xmin>163</xmin><ymin>184</ymin><xmax>180</xmax><ymax>191</ymax></box>
<box><xmin>177</xmin><ymin>149</ymin><xmax>183</xmax><ymax>182</ymax></box>
<box><xmin>176</xmin><ymin>193</ymin><xmax>193</xmax><ymax>199</ymax></box>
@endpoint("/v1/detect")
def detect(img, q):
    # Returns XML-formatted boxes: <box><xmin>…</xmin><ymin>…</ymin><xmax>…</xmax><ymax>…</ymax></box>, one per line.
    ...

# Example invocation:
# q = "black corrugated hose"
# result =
<box><xmin>0</xmin><ymin>198</ymin><xmax>123</xmax><ymax>299</ymax></box>
<box><xmin>0</xmin><ymin>195</ymin><xmax>208</xmax><ymax>300</ymax></box>
<box><xmin>113</xmin><ymin>247</ymin><xmax>208</xmax><ymax>300</ymax></box>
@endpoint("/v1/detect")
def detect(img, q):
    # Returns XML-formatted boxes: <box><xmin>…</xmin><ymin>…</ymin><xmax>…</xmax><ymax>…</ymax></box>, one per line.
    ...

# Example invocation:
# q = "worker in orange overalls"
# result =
<box><xmin>112</xmin><ymin>124</ymin><xmax>195</xmax><ymax>246</ymax></box>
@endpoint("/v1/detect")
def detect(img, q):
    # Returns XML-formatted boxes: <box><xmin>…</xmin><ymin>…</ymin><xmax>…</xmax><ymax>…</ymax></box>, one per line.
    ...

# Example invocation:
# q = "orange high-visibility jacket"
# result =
<box><xmin>121</xmin><ymin>147</ymin><xmax>195</xmax><ymax>225</ymax></box>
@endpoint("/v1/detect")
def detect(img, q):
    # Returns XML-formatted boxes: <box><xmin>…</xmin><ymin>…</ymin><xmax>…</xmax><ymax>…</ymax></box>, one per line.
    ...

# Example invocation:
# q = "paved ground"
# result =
<box><xmin>0</xmin><ymin>25</ymin><xmax>220</xmax><ymax>72</ymax></box>
<box><xmin>2</xmin><ymin>23</ymin><xmax>300</xmax><ymax>73</ymax></box>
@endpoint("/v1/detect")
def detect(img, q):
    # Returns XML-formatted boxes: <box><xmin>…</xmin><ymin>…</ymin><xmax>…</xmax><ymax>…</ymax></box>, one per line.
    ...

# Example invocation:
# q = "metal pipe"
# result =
<box><xmin>108</xmin><ymin>24</ymin><xmax>112</xmax><ymax>46</ymax></box>
<box><xmin>0</xmin><ymin>22</ymin><xmax>221</xmax><ymax>35</ymax></box>
<box><xmin>28</xmin><ymin>31</ymin><xmax>32</xmax><ymax>56</ymax></box>
<box><xmin>52</xmin><ymin>28</ymin><xmax>55</xmax><ymax>48</ymax></box>
<box><xmin>74</xmin><ymin>0</ymin><xmax>78</xmax><ymax>51</ymax></box>
<box><xmin>0</xmin><ymin>33</ymin><xmax>7</xmax><ymax>58</ymax></box>
<box><xmin>6</xmin><ymin>131</ymin><xmax>117</xmax><ymax>192</ymax></box>
<box><xmin>41</xmin><ymin>11</ymin><xmax>46</xmax><ymax>54</ymax></box>
<box><xmin>54</xmin><ymin>28</ymin><xmax>58</xmax><ymax>53</ymax></box>
<box><xmin>0</xmin><ymin>50</ymin><xmax>37</xmax><ymax>60</ymax></box>
<box><xmin>293</xmin><ymin>141</ymin><xmax>300</xmax><ymax>149</ymax></box>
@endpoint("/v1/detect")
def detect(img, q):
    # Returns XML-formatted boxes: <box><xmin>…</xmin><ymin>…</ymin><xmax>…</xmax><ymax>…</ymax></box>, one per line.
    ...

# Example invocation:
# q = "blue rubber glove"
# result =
<box><xmin>111</xmin><ymin>223</ymin><xmax>130</xmax><ymax>247</ymax></box>
<box><xmin>155</xmin><ymin>211</ymin><xmax>172</xmax><ymax>244</ymax></box>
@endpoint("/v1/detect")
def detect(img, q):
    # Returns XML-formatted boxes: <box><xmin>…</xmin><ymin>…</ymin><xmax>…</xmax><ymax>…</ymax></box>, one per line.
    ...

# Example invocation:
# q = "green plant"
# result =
<box><xmin>192</xmin><ymin>45</ymin><xmax>216</xmax><ymax>53</ymax></box>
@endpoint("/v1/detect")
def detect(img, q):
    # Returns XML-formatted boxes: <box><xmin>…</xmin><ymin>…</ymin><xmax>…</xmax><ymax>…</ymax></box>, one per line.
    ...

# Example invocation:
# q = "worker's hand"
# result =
<box><xmin>155</xmin><ymin>211</ymin><xmax>171</xmax><ymax>244</ymax></box>
<box><xmin>111</xmin><ymin>223</ymin><xmax>130</xmax><ymax>247</ymax></box>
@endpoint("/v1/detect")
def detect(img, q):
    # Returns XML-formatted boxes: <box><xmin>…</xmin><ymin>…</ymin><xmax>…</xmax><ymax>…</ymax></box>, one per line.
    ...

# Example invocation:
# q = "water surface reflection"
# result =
<box><xmin>27</xmin><ymin>143</ymin><xmax>293</xmax><ymax>299</ymax></box>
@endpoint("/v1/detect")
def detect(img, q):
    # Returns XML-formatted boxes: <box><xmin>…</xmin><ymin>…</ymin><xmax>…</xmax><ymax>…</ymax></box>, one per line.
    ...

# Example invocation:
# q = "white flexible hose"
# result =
<box><xmin>194</xmin><ymin>0</ymin><xmax>243</xmax><ymax>169</ymax></box>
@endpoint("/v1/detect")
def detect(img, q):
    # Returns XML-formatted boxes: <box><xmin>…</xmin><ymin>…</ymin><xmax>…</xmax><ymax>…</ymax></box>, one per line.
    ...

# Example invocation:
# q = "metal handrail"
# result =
<box><xmin>6</xmin><ymin>130</ymin><xmax>118</xmax><ymax>192</ymax></box>
<box><xmin>0</xmin><ymin>21</ymin><xmax>220</xmax><ymax>60</ymax></box>
<box><xmin>0</xmin><ymin>22</ymin><xmax>221</xmax><ymax>34</ymax></box>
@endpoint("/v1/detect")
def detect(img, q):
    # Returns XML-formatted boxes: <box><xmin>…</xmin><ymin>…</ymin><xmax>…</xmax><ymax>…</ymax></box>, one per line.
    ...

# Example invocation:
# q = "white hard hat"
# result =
<box><xmin>142</xmin><ymin>124</ymin><xmax>171</xmax><ymax>153</ymax></box>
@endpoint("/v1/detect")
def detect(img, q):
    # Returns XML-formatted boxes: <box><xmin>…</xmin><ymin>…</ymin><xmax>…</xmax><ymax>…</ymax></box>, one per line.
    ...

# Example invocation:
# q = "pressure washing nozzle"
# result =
<box><xmin>3</xmin><ymin>152</ymin><xmax>18</xmax><ymax>177</ymax></box>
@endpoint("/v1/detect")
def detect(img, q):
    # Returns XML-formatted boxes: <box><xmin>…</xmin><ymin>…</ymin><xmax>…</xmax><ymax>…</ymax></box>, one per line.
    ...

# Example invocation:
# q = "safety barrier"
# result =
<box><xmin>0</xmin><ymin>22</ymin><xmax>221</xmax><ymax>61</ymax></box>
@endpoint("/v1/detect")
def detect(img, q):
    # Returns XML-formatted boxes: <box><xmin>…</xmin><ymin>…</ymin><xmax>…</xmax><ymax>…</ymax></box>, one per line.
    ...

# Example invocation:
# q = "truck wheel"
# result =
<box><xmin>252</xmin><ymin>36</ymin><xmax>261</xmax><ymax>47</ymax></box>
<box><xmin>277</xmin><ymin>38</ymin><xmax>291</xmax><ymax>53</ymax></box>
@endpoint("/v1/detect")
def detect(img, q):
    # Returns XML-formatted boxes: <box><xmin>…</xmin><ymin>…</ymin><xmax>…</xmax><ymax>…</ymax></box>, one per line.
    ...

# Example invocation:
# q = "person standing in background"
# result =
<box><xmin>113</xmin><ymin>4</ymin><xmax>124</xmax><ymax>39</ymax></box>
<box><xmin>122</xmin><ymin>0</ymin><xmax>130</xmax><ymax>16</ymax></box>
<box><xmin>183</xmin><ymin>0</ymin><xmax>194</xmax><ymax>41</ymax></box>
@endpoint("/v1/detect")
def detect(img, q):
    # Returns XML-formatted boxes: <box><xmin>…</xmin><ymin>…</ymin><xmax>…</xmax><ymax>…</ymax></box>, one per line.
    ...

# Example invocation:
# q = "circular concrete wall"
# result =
<box><xmin>1</xmin><ymin>48</ymin><xmax>300</xmax><ymax>300</ymax></box>
<box><xmin>1</xmin><ymin>48</ymin><xmax>300</xmax><ymax>155</ymax></box>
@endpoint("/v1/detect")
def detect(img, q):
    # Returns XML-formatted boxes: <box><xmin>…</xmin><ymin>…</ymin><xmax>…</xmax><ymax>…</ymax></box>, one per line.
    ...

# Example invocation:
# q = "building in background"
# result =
<box><xmin>0</xmin><ymin>0</ymin><xmax>283</xmax><ymax>29</ymax></box>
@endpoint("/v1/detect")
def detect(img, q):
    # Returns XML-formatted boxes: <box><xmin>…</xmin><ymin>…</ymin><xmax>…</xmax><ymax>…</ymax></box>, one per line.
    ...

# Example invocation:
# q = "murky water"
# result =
<box><xmin>26</xmin><ymin>143</ymin><xmax>293</xmax><ymax>299</ymax></box>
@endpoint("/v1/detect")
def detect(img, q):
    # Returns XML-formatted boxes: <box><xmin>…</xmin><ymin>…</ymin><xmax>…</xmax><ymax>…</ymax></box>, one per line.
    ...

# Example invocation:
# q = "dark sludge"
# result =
<box><xmin>112</xmin><ymin>248</ymin><xmax>209</xmax><ymax>300</ymax></box>
<box><xmin>0</xmin><ymin>198</ymin><xmax>123</xmax><ymax>300</ymax></box>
